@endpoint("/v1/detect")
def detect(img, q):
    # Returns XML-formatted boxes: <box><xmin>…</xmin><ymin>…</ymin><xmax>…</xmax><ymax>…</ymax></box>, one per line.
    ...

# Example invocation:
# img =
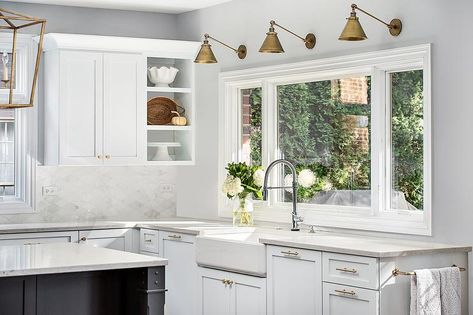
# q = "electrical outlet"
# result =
<box><xmin>42</xmin><ymin>186</ymin><xmax>58</xmax><ymax>196</ymax></box>
<box><xmin>160</xmin><ymin>184</ymin><xmax>174</xmax><ymax>193</ymax></box>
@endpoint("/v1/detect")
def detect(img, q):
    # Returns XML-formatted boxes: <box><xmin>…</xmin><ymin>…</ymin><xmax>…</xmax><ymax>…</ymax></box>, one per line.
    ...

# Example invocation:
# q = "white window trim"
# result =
<box><xmin>0</xmin><ymin>34</ymin><xmax>37</xmax><ymax>214</ymax></box>
<box><xmin>218</xmin><ymin>44</ymin><xmax>431</xmax><ymax>236</ymax></box>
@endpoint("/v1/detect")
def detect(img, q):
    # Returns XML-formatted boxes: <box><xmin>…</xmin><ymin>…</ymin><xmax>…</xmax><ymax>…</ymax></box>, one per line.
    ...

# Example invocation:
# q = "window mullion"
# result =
<box><xmin>262</xmin><ymin>80</ymin><xmax>280</xmax><ymax>206</ymax></box>
<box><xmin>370</xmin><ymin>68</ymin><xmax>386</xmax><ymax>216</ymax></box>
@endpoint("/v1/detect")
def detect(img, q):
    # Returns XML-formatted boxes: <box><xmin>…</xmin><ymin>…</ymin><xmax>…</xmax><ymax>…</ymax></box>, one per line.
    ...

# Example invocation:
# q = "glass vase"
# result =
<box><xmin>232</xmin><ymin>194</ymin><xmax>254</xmax><ymax>227</ymax></box>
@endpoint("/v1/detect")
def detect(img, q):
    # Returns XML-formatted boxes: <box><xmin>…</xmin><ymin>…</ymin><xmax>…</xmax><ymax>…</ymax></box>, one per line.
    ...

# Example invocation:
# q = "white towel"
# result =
<box><xmin>411</xmin><ymin>269</ymin><xmax>441</xmax><ymax>315</ymax></box>
<box><xmin>410</xmin><ymin>267</ymin><xmax>461</xmax><ymax>315</ymax></box>
<box><xmin>439</xmin><ymin>267</ymin><xmax>461</xmax><ymax>315</ymax></box>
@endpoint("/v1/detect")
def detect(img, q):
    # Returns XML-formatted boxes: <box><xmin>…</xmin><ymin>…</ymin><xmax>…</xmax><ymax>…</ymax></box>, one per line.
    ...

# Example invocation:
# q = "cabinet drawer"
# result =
<box><xmin>323</xmin><ymin>282</ymin><xmax>378</xmax><ymax>315</ymax></box>
<box><xmin>140</xmin><ymin>228</ymin><xmax>159</xmax><ymax>254</ymax></box>
<box><xmin>323</xmin><ymin>252</ymin><xmax>378</xmax><ymax>289</ymax></box>
<box><xmin>159</xmin><ymin>231</ymin><xmax>195</xmax><ymax>244</ymax></box>
<box><xmin>0</xmin><ymin>231</ymin><xmax>78</xmax><ymax>246</ymax></box>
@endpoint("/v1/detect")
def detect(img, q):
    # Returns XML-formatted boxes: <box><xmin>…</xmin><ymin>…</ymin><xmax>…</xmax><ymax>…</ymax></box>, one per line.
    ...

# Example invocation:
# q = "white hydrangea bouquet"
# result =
<box><xmin>222</xmin><ymin>162</ymin><xmax>264</xmax><ymax>226</ymax></box>
<box><xmin>283</xmin><ymin>168</ymin><xmax>333</xmax><ymax>202</ymax></box>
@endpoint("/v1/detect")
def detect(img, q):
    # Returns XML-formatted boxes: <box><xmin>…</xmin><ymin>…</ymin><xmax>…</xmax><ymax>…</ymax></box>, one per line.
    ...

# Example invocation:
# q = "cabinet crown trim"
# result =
<box><xmin>41</xmin><ymin>33</ymin><xmax>200</xmax><ymax>55</ymax></box>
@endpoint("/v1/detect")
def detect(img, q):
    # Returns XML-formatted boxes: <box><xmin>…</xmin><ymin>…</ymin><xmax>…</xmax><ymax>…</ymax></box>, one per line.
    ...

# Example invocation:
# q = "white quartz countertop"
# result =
<box><xmin>0</xmin><ymin>218</ymin><xmax>232</xmax><ymax>235</ymax></box>
<box><xmin>258</xmin><ymin>233</ymin><xmax>472</xmax><ymax>258</ymax></box>
<box><xmin>0</xmin><ymin>219</ymin><xmax>470</xmax><ymax>258</ymax></box>
<box><xmin>0</xmin><ymin>221</ymin><xmax>137</xmax><ymax>234</ymax></box>
<box><xmin>0</xmin><ymin>243</ymin><xmax>167</xmax><ymax>277</ymax></box>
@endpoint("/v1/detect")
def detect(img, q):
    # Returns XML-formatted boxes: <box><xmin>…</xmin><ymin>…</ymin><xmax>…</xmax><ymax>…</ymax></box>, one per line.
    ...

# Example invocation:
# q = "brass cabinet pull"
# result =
<box><xmin>167</xmin><ymin>234</ymin><xmax>182</xmax><ymax>239</ymax></box>
<box><xmin>105</xmin><ymin>154</ymin><xmax>111</xmax><ymax>159</ymax></box>
<box><xmin>336</xmin><ymin>267</ymin><xmax>358</xmax><ymax>274</ymax></box>
<box><xmin>80</xmin><ymin>237</ymin><xmax>87</xmax><ymax>242</ymax></box>
<box><xmin>281</xmin><ymin>250</ymin><xmax>299</xmax><ymax>256</ymax></box>
<box><xmin>221</xmin><ymin>279</ymin><xmax>234</xmax><ymax>286</ymax></box>
<box><xmin>97</xmin><ymin>155</ymin><xmax>102</xmax><ymax>159</ymax></box>
<box><xmin>335</xmin><ymin>289</ymin><xmax>356</xmax><ymax>296</ymax></box>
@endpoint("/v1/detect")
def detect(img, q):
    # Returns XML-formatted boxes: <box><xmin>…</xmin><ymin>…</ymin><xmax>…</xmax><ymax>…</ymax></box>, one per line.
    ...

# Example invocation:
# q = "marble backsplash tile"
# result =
<box><xmin>0</xmin><ymin>165</ymin><xmax>177</xmax><ymax>224</ymax></box>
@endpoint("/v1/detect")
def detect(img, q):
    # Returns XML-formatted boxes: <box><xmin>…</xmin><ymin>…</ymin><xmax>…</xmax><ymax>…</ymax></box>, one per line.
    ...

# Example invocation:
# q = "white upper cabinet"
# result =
<box><xmin>42</xmin><ymin>33</ymin><xmax>199</xmax><ymax>166</ymax></box>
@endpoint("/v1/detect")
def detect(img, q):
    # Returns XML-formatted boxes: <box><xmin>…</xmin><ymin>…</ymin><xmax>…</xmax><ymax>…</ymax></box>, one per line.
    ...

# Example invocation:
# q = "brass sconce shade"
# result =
<box><xmin>260</xmin><ymin>20</ymin><xmax>316</xmax><ymax>53</ymax></box>
<box><xmin>0</xmin><ymin>7</ymin><xmax>46</xmax><ymax>108</ymax></box>
<box><xmin>194</xmin><ymin>39</ymin><xmax>217</xmax><ymax>64</ymax></box>
<box><xmin>194</xmin><ymin>34</ymin><xmax>247</xmax><ymax>64</ymax></box>
<box><xmin>339</xmin><ymin>4</ymin><xmax>402</xmax><ymax>41</ymax></box>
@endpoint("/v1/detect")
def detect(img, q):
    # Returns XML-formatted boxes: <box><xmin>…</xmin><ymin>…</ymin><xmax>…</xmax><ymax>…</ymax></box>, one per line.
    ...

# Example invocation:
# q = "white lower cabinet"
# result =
<box><xmin>197</xmin><ymin>267</ymin><xmax>266</xmax><ymax>315</ymax></box>
<box><xmin>323</xmin><ymin>282</ymin><xmax>378</xmax><ymax>315</ymax></box>
<box><xmin>159</xmin><ymin>231</ymin><xmax>197</xmax><ymax>315</ymax></box>
<box><xmin>78</xmin><ymin>229</ymin><xmax>133</xmax><ymax>251</ymax></box>
<box><xmin>267</xmin><ymin>245</ymin><xmax>322</xmax><ymax>315</ymax></box>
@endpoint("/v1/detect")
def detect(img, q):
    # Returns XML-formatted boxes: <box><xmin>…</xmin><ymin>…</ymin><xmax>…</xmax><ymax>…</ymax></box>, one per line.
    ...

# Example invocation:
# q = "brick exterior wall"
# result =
<box><xmin>337</xmin><ymin>77</ymin><xmax>369</xmax><ymax>105</ymax></box>
<box><xmin>241</xmin><ymin>89</ymin><xmax>252</xmax><ymax>164</ymax></box>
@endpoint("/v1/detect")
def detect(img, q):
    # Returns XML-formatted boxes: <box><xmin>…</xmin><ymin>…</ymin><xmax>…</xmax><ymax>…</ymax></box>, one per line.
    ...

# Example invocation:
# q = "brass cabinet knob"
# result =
<box><xmin>221</xmin><ymin>279</ymin><xmax>234</xmax><ymax>286</ymax></box>
<box><xmin>97</xmin><ymin>155</ymin><xmax>102</xmax><ymax>159</ymax></box>
<box><xmin>105</xmin><ymin>155</ymin><xmax>111</xmax><ymax>159</ymax></box>
<box><xmin>80</xmin><ymin>237</ymin><xmax>87</xmax><ymax>242</ymax></box>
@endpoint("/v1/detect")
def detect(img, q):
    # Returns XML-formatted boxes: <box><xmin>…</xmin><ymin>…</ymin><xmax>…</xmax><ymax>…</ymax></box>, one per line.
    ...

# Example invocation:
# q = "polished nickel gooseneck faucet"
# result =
<box><xmin>262</xmin><ymin>159</ymin><xmax>303</xmax><ymax>231</ymax></box>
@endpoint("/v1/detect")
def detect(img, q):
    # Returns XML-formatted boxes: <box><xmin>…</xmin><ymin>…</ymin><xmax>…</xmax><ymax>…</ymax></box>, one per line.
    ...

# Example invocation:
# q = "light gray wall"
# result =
<box><xmin>175</xmin><ymin>0</ymin><xmax>473</xmax><ymax>304</ymax></box>
<box><xmin>176</xmin><ymin>0</ymin><xmax>473</xmax><ymax>241</ymax></box>
<box><xmin>0</xmin><ymin>2</ymin><xmax>179</xmax><ymax>223</ymax></box>
<box><xmin>3</xmin><ymin>1</ymin><xmax>178</xmax><ymax>38</ymax></box>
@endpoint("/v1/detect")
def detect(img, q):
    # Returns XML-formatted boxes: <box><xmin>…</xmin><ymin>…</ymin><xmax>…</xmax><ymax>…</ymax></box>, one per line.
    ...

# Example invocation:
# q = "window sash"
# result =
<box><xmin>218</xmin><ymin>44</ymin><xmax>431</xmax><ymax>235</ymax></box>
<box><xmin>0</xmin><ymin>34</ymin><xmax>37</xmax><ymax>214</ymax></box>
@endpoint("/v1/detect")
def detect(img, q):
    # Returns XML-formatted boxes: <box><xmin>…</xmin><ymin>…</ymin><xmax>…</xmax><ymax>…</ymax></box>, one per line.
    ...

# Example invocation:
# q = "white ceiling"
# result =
<box><xmin>4</xmin><ymin>0</ymin><xmax>233</xmax><ymax>14</ymax></box>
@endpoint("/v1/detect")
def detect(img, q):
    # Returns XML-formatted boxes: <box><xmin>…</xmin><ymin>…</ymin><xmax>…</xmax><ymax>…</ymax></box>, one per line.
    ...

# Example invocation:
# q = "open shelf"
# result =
<box><xmin>147</xmin><ymin>87</ymin><xmax>192</xmax><ymax>94</ymax></box>
<box><xmin>147</xmin><ymin>125</ymin><xmax>192</xmax><ymax>131</ymax></box>
<box><xmin>145</xmin><ymin>54</ymin><xmax>196</xmax><ymax>165</ymax></box>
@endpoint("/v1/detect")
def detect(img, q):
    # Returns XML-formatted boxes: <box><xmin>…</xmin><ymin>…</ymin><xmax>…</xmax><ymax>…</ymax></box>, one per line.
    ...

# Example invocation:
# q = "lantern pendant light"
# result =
<box><xmin>0</xmin><ymin>7</ymin><xmax>46</xmax><ymax>108</ymax></box>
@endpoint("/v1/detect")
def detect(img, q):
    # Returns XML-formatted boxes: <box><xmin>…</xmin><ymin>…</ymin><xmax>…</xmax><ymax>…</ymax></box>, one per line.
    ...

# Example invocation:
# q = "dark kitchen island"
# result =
<box><xmin>0</xmin><ymin>243</ymin><xmax>167</xmax><ymax>315</ymax></box>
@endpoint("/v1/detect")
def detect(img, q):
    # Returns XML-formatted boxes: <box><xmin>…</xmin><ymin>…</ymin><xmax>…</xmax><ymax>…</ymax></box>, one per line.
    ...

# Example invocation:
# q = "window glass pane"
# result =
<box><xmin>390</xmin><ymin>70</ymin><xmax>423</xmax><ymax>210</ymax></box>
<box><xmin>277</xmin><ymin>76</ymin><xmax>371</xmax><ymax>207</ymax></box>
<box><xmin>241</xmin><ymin>87</ymin><xmax>262</xmax><ymax>166</ymax></box>
<box><xmin>0</xmin><ymin>109</ymin><xmax>15</xmax><ymax>197</ymax></box>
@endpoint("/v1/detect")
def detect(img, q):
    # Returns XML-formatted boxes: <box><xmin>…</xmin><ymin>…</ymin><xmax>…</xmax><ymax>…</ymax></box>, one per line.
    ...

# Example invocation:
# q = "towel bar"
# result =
<box><xmin>392</xmin><ymin>265</ymin><xmax>466</xmax><ymax>277</ymax></box>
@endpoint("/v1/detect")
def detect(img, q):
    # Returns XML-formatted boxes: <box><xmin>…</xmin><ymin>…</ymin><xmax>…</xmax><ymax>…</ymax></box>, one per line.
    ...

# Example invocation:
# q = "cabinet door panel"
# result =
<box><xmin>103</xmin><ymin>53</ymin><xmax>144</xmax><ymax>164</ymax></box>
<box><xmin>232</xmin><ymin>273</ymin><xmax>266</xmax><ymax>315</ymax></box>
<box><xmin>323</xmin><ymin>282</ymin><xmax>378</xmax><ymax>315</ymax></box>
<box><xmin>160</xmin><ymin>234</ymin><xmax>197</xmax><ymax>315</ymax></box>
<box><xmin>198</xmin><ymin>268</ymin><xmax>231</xmax><ymax>315</ymax></box>
<box><xmin>78</xmin><ymin>229</ymin><xmax>132</xmax><ymax>251</ymax></box>
<box><xmin>60</xmin><ymin>51</ymin><xmax>103</xmax><ymax>165</ymax></box>
<box><xmin>81</xmin><ymin>237</ymin><xmax>126</xmax><ymax>251</ymax></box>
<box><xmin>267</xmin><ymin>246</ymin><xmax>322</xmax><ymax>315</ymax></box>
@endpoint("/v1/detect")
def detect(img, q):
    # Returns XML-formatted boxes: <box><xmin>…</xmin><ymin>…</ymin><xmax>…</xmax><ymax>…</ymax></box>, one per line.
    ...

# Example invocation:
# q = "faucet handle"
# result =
<box><xmin>293</xmin><ymin>214</ymin><xmax>304</xmax><ymax>223</ymax></box>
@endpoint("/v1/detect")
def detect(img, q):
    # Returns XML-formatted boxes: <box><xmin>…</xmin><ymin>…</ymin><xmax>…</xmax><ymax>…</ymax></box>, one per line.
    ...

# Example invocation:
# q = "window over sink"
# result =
<box><xmin>219</xmin><ymin>45</ymin><xmax>431</xmax><ymax>235</ymax></box>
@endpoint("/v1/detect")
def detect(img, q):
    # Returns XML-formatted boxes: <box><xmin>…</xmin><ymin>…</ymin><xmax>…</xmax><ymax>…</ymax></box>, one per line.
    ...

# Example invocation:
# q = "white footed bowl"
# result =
<box><xmin>148</xmin><ymin>66</ymin><xmax>179</xmax><ymax>87</ymax></box>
